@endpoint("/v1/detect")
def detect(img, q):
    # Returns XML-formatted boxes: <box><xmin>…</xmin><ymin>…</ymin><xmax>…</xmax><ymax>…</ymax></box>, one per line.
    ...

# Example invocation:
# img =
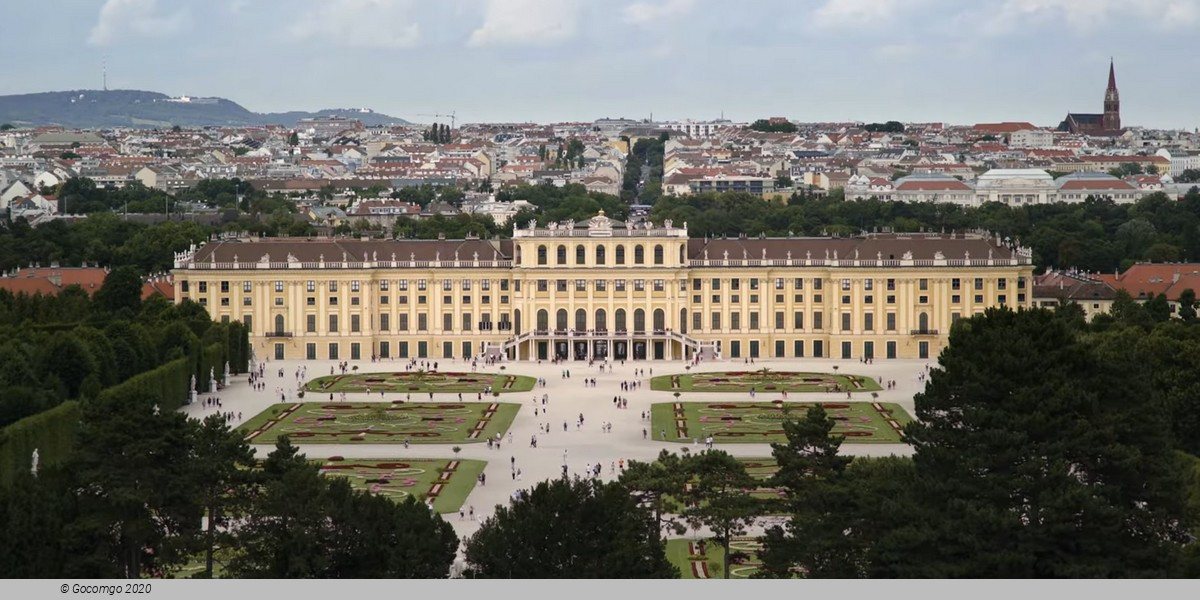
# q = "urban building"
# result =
<box><xmin>172</xmin><ymin>213</ymin><xmax>1035</xmax><ymax>363</ymax></box>
<box><xmin>1059</xmin><ymin>60</ymin><xmax>1123</xmax><ymax>136</ymax></box>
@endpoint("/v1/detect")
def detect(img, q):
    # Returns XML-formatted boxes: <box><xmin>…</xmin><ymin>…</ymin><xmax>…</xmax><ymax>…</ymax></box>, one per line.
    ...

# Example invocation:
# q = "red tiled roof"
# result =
<box><xmin>0</xmin><ymin>267</ymin><xmax>108</xmax><ymax>297</ymax></box>
<box><xmin>1058</xmin><ymin>179</ymin><xmax>1135</xmax><ymax>191</ymax></box>
<box><xmin>895</xmin><ymin>180</ymin><xmax>972</xmax><ymax>191</ymax></box>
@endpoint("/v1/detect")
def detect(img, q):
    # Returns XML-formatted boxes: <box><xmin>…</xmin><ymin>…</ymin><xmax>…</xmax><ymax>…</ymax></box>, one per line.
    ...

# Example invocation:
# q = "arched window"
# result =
<box><xmin>680</xmin><ymin>308</ymin><xmax>687</xmax><ymax>334</ymax></box>
<box><xmin>634</xmin><ymin>308</ymin><xmax>646</xmax><ymax>333</ymax></box>
<box><xmin>615</xmin><ymin>245</ymin><xmax>626</xmax><ymax>265</ymax></box>
<box><xmin>274</xmin><ymin>314</ymin><xmax>285</xmax><ymax>335</ymax></box>
<box><xmin>634</xmin><ymin>245</ymin><xmax>645</xmax><ymax>265</ymax></box>
<box><xmin>679</xmin><ymin>244</ymin><xmax>686</xmax><ymax>264</ymax></box>
<box><xmin>576</xmin><ymin>245</ymin><xmax>586</xmax><ymax>265</ymax></box>
<box><xmin>653</xmin><ymin>245</ymin><xmax>664</xmax><ymax>265</ymax></box>
<box><xmin>536</xmin><ymin>309</ymin><xmax>548</xmax><ymax>331</ymax></box>
<box><xmin>537</xmin><ymin>245</ymin><xmax>547</xmax><ymax>265</ymax></box>
<box><xmin>918</xmin><ymin>312</ymin><xmax>929</xmax><ymax>332</ymax></box>
<box><xmin>596</xmin><ymin>245</ymin><xmax>606</xmax><ymax>265</ymax></box>
<box><xmin>575</xmin><ymin>308</ymin><xmax>587</xmax><ymax>331</ymax></box>
<box><xmin>556</xmin><ymin>245</ymin><xmax>567</xmax><ymax>265</ymax></box>
<box><xmin>595</xmin><ymin>308</ymin><xmax>607</xmax><ymax>331</ymax></box>
<box><xmin>514</xmin><ymin>309</ymin><xmax>522</xmax><ymax>335</ymax></box>
<box><xmin>556</xmin><ymin>309</ymin><xmax>568</xmax><ymax>331</ymax></box>
<box><xmin>653</xmin><ymin>308</ymin><xmax>665</xmax><ymax>331</ymax></box>
<box><xmin>615</xmin><ymin>308</ymin><xmax>627</xmax><ymax>332</ymax></box>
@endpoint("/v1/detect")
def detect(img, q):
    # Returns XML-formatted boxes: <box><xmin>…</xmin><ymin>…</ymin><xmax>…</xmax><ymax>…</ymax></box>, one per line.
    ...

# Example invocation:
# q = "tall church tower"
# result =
<box><xmin>1102</xmin><ymin>59</ymin><xmax>1121</xmax><ymax>131</ymax></box>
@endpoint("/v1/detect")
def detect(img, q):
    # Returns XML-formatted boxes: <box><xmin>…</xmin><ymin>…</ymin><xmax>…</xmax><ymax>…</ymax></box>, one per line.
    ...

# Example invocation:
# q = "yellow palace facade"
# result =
<box><xmin>172</xmin><ymin>213</ymin><xmax>1034</xmax><ymax>362</ymax></box>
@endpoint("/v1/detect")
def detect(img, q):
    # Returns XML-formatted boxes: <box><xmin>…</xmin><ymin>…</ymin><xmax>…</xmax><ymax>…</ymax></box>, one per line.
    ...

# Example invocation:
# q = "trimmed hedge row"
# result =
<box><xmin>0</xmin><ymin>321</ymin><xmax>251</xmax><ymax>487</ymax></box>
<box><xmin>0</xmin><ymin>401</ymin><xmax>80</xmax><ymax>487</ymax></box>
<box><xmin>98</xmin><ymin>356</ymin><xmax>192</xmax><ymax>411</ymax></box>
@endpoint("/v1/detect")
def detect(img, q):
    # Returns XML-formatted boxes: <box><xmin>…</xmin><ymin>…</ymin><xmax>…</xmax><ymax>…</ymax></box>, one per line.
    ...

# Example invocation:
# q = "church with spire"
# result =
<box><xmin>1058</xmin><ymin>59</ymin><xmax>1123</xmax><ymax>136</ymax></box>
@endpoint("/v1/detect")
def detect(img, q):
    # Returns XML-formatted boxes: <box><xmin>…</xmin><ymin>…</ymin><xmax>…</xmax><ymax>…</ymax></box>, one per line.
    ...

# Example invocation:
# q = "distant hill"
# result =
<box><xmin>0</xmin><ymin>89</ymin><xmax>412</xmax><ymax>128</ymax></box>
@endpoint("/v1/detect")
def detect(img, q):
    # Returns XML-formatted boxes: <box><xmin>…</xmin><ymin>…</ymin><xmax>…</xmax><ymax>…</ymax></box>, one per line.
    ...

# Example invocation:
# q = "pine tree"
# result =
<box><xmin>881</xmin><ymin>308</ymin><xmax>1193</xmax><ymax>577</ymax></box>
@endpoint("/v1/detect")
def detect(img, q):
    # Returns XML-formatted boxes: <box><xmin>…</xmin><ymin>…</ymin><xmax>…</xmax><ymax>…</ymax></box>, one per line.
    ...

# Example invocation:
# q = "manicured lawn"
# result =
<box><xmin>666</xmin><ymin>538</ymin><xmax>764</xmax><ymax>579</ymax></box>
<box><xmin>317</xmin><ymin>458</ymin><xmax>485</xmax><ymax>514</ymax></box>
<box><xmin>305</xmin><ymin>371</ymin><xmax>536</xmax><ymax>395</ymax></box>
<box><xmin>651</xmin><ymin>369</ymin><xmax>881</xmax><ymax>393</ymax></box>
<box><xmin>651</xmin><ymin>401</ymin><xmax>911</xmax><ymax>444</ymax></box>
<box><xmin>239</xmin><ymin>402</ymin><xmax>520</xmax><ymax>444</ymax></box>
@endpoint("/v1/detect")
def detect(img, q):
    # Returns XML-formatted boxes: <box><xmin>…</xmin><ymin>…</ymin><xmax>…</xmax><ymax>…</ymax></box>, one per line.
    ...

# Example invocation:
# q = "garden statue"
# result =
<box><xmin>31</xmin><ymin>448</ymin><xmax>39</xmax><ymax>475</ymax></box>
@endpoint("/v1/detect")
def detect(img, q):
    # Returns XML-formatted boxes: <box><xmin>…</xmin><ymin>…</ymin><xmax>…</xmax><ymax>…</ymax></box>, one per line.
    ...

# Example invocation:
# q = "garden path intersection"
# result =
<box><xmin>181</xmin><ymin>357</ymin><xmax>925</xmax><ymax>546</ymax></box>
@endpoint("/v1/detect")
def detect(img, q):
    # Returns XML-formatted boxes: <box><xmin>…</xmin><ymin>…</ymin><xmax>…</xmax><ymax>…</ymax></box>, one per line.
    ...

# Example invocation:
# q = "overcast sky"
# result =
<box><xmin>5</xmin><ymin>0</ymin><xmax>1199</xmax><ymax>129</ymax></box>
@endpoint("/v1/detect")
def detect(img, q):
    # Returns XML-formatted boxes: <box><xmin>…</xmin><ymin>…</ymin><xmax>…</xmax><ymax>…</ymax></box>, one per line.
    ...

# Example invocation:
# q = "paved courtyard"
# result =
<box><xmin>182</xmin><ymin>355</ymin><xmax>928</xmax><ymax>557</ymax></box>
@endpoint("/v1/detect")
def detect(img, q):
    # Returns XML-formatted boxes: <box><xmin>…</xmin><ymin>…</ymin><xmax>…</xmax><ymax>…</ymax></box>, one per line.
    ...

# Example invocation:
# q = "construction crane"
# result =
<box><xmin>417</xmin><ymin>111</ymin><xmax>457</xmax><ymax>129</ymax></box>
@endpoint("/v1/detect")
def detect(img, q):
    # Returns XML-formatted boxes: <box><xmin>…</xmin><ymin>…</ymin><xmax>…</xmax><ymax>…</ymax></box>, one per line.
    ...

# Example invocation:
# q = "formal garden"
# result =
<box><xmin>316</xmin><ymin>458</ymin><xmax>485</xmax><ymax>513</ymax></box>
<box><xmin>239</xmin><ymin>402</ymin><xmax>520</xmax><ymax>444</ymax></box>
<box><xmin>652</xmin><ymin>401</ymin><xmax>910</xmax><ymax>444</ymax></box>
<box><xmin>304</xmin><ymin>371</ymin><xmax>536</xmax><ymax>395</ymax></box>
<box><xmin>666</xmin><ymin>538</ymin><xmax>764</xmax><ymax>579</ymax></box>
<box><xmin>650</xmin><ymin>368</ymin><xmax>882</xmax><ymax>394</ymax></box>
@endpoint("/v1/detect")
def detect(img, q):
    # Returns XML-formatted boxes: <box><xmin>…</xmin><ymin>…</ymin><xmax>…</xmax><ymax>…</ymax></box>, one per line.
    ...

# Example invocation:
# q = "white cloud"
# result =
<box><xmin>811</xmin><ymin>0</ymin><xmax>927</xmax><ymax>29</ymax></box>
<box><xmin>468</xmin><ymin>0</ymin><xmax>581</xmax><ymax>47</ymax></box>
<box><xmin>288</xmin><ymin>0</ymin><xmax>420</xmax><ymax>48</ymax></box>
<box><xmin>623</xmin><ymin>0</ymin><xmax>696</xmax><ymax>25</ymax></box>
<box><xmin>873</xmin><ymin>42</ymin><xmax>921</xmax><ymax>63</ymax></box>
<box><xmin>982</xmin><ymin>0</ymin><xmax>1200</xmax><ymax>33</ymax></box>
<box><xmin>88</xmin><ymin>0</ymin><xmax>189</xmax><ymax>46</ymax></box>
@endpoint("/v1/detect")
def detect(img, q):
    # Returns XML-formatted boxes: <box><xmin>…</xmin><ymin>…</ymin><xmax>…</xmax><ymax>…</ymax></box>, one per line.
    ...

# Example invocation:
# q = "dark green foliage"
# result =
<box><xmin>73</xmin><ymin>390</ymin><xmax>204</xmax><ymax>578</ymax></box>
<box><xmin>507</xmin><ymin>182</ymin><xmax>629</xmax><ymax>227</ymax></box>
<box><xmin>758</xmin><ymin>406</ymin><xmax>858</xmax><ymax>578</ymax></box>
<box><xmin>650</xmin><ymin>191</ymin><xmax>1200</xmax><ymax>272</ymax></box>
<box><xmin>228</xmin><ymin>438</ymin><xmax>458</xmax><ymax>578</ymax></box>
<box><xmin>748</xmin><ymin>119</ymin><xmax>799</xmax><ymax>133</ymax></box>
<box><xmin>0</xmin><ymin>401</ymin><xmax>80</xmax><ymax>487</ymax></box>
<box><xmin>94</xmin><ymin>266</ymin><xmax>144</xmax><ymax>314</ymax></box>
<box><xmin>681</xmin><ymin>450</ymin><xmax>759</xmax><ymax>579</ymax></box>
<box><xmin>619</xmin><ymin>449</ymin><xmax>690</xmax><ymax>541</ymax></box>
<box><xmin>882</xmin><ymin>308</ymin><xmax>1193</xmax><ymax>577</ymax></box>
<box><xmin>864</xmin><ymin>121</ymin><xmax>905</xmax><ymax>133</ymax></box>
<box><xmin>464</xmin><ymin>477</ymin><xmax>677</xmax><ymax>578</ymax></box>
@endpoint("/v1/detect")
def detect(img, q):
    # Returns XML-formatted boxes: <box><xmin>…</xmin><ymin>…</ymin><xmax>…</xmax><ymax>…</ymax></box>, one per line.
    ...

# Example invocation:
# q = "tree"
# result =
<box><xmin>864</xmin><ymin>121</ymin><xmax>905</xmax><ymax>133</ymax></box>
<box><xmin>748</xmin><ymin>119</ymin><xmax>798</xmax><ymax>134</ymax></box>
<box><xmin>758</xmin><ymin>406</ymin><xmax>857</xmax><ymax>578</ymax></box>
<box><xmin>94</xmin><ymin>266</ymin><xmax>144</xmax><ymax>314</ymax></box>
<box><xmin>1179</xmin><ymin>288</ymin><xmax>1197</xmax><ymax>322</ymax></box>
<box><xmin>774</xmin><ymin>175</ymin><xmax>793</xmax><ymax>188</ymax></box>
<box><xmin>189</xmin><ymin>414</ymin><xmax>255</xmax><ymax>578</ymax></box>
<box><xmin>1177</xmin><ymin>169</ymin><xmax>1200</xmax><ymax>184</ymax></box>
<box><xmin>1109</xmin><ymin>162</ymin><xmax>1144</xmax><ymax>178</ymax></box>
<box><xmin>880</xmin><ymin>308</ymin><xmax>1193</xmax><ymax>577</ymax></box>
<box><xmin>682</xmin><ymin>450</ymin><xmax>758</xmax><ymax>579</ymax></box>
<box><xmin>463</xmin><ymin>477</ymin><xmax>677</xmax><ymax>578</ymax></box>
<box><xmin>1146</xmin><ymin>292</ymin><xmax>1172</xmax><ymax>323</ymax></box>
<box><xmin>288</xmin><ymin>131</ymin><xmax>299</xmax><ymax>146</ymax></box>
<box><xmin>619</xmin><ymin>449</ymin><xmax>690</xmax><ymax>542</ymax></box>
<box><xmin>227</xmin><ymin>437</ymin><xmax>335</xmax><ymax>578</ymax></box>
<box><xmin>229</xmin><ymin>437</ymin><xmax>456</xmax><ymax>578</ymax></box>
<box><xmin>72</xmin><ymin>390</ymin><xmax>202</xmax><ymax>578</ymax></box>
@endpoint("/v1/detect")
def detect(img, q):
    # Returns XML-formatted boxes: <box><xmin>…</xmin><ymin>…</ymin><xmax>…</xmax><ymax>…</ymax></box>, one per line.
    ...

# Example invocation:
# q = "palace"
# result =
<box><xmin>172</xmin><ymin>213</ymin><xmax>1034</xmax><ymax>362</ymax></box>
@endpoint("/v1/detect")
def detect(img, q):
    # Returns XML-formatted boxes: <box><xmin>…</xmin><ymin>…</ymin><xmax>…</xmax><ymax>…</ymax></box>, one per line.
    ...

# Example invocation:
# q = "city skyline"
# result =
<box><xmin>4</xmin><ymin>0</ymin><xmax>1199</xmax><ymax>129</ymax></box>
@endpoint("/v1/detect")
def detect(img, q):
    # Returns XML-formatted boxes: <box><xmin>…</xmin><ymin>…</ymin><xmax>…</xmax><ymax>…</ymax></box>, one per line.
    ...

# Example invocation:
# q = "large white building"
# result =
<box><xmin>973</xmin><ymin>169</ymin><xmax>1057</xmax><ymax>206</ymax></box>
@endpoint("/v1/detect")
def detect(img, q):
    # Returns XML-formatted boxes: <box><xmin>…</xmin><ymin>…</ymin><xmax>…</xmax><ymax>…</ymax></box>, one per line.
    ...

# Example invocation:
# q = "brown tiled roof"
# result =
<box><xmin>191</xmin><ymin>238</ymin><xmax>513</xmax><ymax>264</ymax></box>
<box><xmin>687</xmin><ymin>234</ymin><xmax>1015</xmax><ymax>261</ymax></box>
